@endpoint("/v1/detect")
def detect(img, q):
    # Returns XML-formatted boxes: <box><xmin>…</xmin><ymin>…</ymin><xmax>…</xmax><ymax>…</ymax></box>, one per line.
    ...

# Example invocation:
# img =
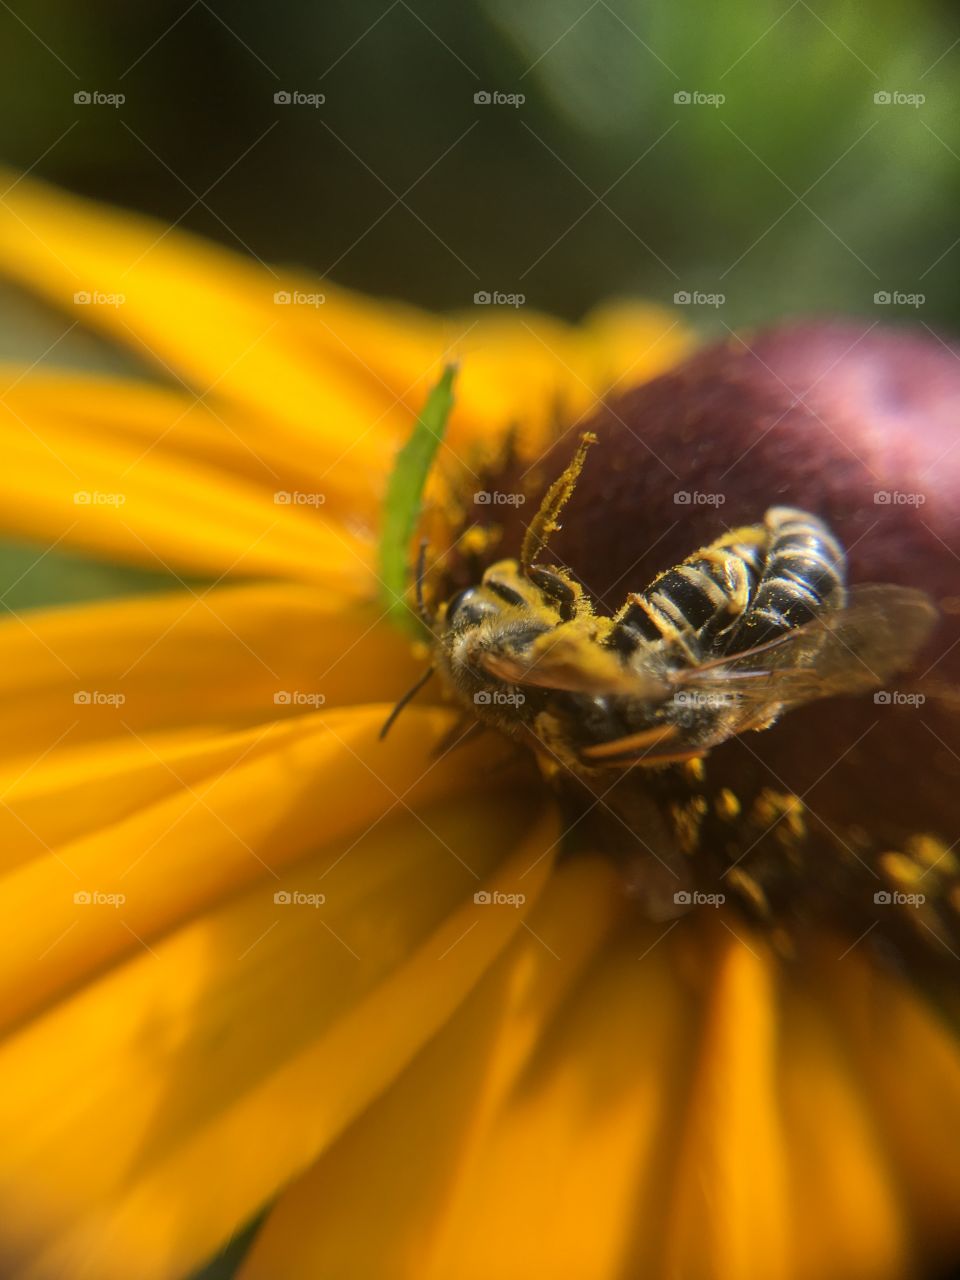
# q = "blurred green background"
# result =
<box><xmin>0</xmin><ymin>0</ymin><xmax>958</xmax><ymax>612</ymax></box>
<box><xmin>3</xmin><ymin>2</ymin><xmax>958</xmax><ymax>322</ymax></box>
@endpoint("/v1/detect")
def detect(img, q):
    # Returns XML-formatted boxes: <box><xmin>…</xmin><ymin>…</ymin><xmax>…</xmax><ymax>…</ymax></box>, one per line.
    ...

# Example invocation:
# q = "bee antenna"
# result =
<box><xmin>379</xmin><ymin>666</ymin><xmax>435</xmax><ymax>740</ymax></box>
<box><xmin>520</xmin><ymin>431</ymin><xmax>597</xmax><ymax>576</ymax></box>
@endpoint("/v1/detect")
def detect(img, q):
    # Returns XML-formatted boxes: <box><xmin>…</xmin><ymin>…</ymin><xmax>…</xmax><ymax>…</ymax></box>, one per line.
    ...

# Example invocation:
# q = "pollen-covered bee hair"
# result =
<box><xmin>420</xmin><ymin>433</ymin><xmax>936</xmax><ymax>776</ymax></box>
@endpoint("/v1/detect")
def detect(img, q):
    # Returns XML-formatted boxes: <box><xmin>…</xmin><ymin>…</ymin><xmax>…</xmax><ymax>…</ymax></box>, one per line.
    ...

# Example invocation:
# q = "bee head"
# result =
<box><xmin>441</xmin><ymin>559</ymin><xmax>579</xmax><ymax>632</ymax></box>
<box><xmin>430</xmin><ymin>433</ymin><xmax>628</xmax><ymax>725</ymax></box>
<box><xmin>435</xmin><ymin>559</ymin><xmax>597</xmax><ymax>718</ymax></box>
<box><xmin>383</xmin><ymin>432</ymin><xmax>604</xmax><ymax>741</ymax></box>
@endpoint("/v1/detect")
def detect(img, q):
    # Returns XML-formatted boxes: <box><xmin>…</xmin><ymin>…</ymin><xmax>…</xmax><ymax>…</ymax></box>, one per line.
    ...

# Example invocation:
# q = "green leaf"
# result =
<box><xmin>378</xmin><ymin>363</ymin><xmax>456</xmax><ymax>631</ymax></box>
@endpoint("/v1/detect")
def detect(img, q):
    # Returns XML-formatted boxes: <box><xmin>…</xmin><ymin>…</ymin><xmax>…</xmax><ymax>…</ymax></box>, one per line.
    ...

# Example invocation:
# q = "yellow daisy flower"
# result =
<box><xmin>0</xmin><ymin>172</ymin><xmax>958</xmax><ymax>1280</ymax></box>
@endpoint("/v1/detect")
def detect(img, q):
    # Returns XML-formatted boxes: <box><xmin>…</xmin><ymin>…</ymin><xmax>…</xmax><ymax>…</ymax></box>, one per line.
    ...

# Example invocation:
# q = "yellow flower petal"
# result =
<box><xmin>239</xmin><ymin>859</ymin><xmax>692</xmax><ymax>1280</ymax></box>
<box><xmin>0</xmin><ymin>174</ymin><xmax>687</xmax><ymax>526</ymax></box>
<box><xmin>240</xmin><ymin>910</ymin><xmax>960</xmax><ymax>1280</ymax></box>
<box><xmin>2</xmin><ymin>368</ymin><xmax>387</xmax><ymax>522</ymax></box>
<box><xmin>0</xmin><ymin>396</ymin><xmax>370</xmax><ymax>585</ymax></box>
<box><xmin>0</xmin><ymin>704</ymin><xmax>510</xmax><ymax>1035</ymax></box>
<box><xmin>441</xmin><ymin>301</ymin><xmax>690</xmax><ymax>464</ymax></box>
<box><xmin>818</xmin><ymin>944</ymin><xmax>960</xmax><ymax>1272</ymax></box>
<box><xmin>660</xmin><ymin>924</ymin><xmax>791</xmax><ymax>1280</ymax></box>
<box><xmin>0</xmin><ymin>792</ymin><xmax>558</xmax><ymax>1280</ymax></box>
<box><xmin>0</xmin><ymin>170</ymin><xmax>440</xmax><ymax>444</ymax></box>
<box><xmin>775</xmin><ymin>960</ymin><xmax>911</xmax><ymax>1280</ymax></box>
<box><xmin>0</xmin><ymin>174</ymin><xmax>687</xmax><ymax>601</ymax></box>
<box><xmin>0</xmin><ymin>581</ymin><xmax>420</xmax><ymax>763</ymax></box>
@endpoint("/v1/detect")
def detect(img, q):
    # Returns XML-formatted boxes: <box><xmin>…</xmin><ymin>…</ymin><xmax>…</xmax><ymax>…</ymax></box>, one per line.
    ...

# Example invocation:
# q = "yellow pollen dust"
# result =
<box><xmin>457</xmin><ymin>524</ymin><xmax>500</xmax><ymax>560</ymax></box>
<box><xmin>752</xmin><ymin>788</ymin><xmax>806</xmax><ymax>841</ymax></box>
<box><xmin>670</xmin><ymin>801</ymin><xmax>705</xmax><ymax>855</ymax></box>
<box><xmin>683</xmin><ymin>757</ymin><xmax>706</xmax><ymax>783</ymax></box>
<box><xmin>879</xmin><ymin>851</ymin><xmax>925</xmax><ymax>889</ymax></box>
<box><xmin>906</xmin><ymin>833</ymin><xmax>957</xmax><ymax>876</ymax></box>
<box><xmin>715</xmin><ymin>788</ymin><xmax>741</xmax><ymax>820</ymax></box>
<box><xmin>726</xmin><ymin>867</ymin><xmax>770</xmax><ymax>917</ymax></box>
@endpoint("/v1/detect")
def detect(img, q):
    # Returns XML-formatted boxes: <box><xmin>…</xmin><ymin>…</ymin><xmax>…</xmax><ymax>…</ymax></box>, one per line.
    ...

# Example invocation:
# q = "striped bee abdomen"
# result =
<box><xmin>612</xmin><ymin>535</ymin><xmax>764</xmax><ymax>659</ymax></box>
<box><xmin>729</xmin><ymin>507</ymin><xmax>846</xmax><ymax>648</ymax></box>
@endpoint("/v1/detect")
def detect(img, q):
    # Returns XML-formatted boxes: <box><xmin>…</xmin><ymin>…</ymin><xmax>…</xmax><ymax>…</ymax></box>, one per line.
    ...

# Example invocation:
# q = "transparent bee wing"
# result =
<box><xmin>672</xmin><ymin>584</ymin><xmax>938</xmax><ymax>714</ymax></box>
<box><xmin>480</xmin><ymin>631</ymin><xmax>663</xmax><ymax>697</ymax></box>
<box><xmin>580</xmin><ymin>585</ymin><xmax>942</xmax><ymax>763</ymax></box>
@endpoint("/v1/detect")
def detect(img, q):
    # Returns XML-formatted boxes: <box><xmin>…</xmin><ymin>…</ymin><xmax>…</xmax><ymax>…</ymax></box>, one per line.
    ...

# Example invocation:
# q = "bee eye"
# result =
<box><xmin>444</xmin><ymin>588</ymin><xmax>496</xmax><ymax>629</ymax></box>
<box><xmin>444</xmin><ymin>588</ymin><xmax>471</xmax><ymax>626</ymax></box>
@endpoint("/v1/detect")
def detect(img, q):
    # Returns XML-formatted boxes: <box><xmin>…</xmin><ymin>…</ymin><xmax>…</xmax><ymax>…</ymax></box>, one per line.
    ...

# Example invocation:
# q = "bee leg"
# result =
<box><xmin>642</xmin><ymin>750</ymin><xmax>712</xmax><ymax>768</ymax></box>
<box><xmin>578</xmin><ymin>723</ymin><xmax>680</xmax><ymax>765</ymax></box>
<box><xmin>584</xmin><ymin>747</ymin><xmax>710</xmax><ymax>770</ymax></box>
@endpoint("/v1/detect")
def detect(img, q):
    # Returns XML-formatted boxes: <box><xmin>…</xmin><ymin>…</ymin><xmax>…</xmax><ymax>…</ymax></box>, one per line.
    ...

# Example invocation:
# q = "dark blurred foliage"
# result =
<box><xmin>1</xmin><ymin>0</ymin><xmax>959</xmax><ymax>328</ymax></box>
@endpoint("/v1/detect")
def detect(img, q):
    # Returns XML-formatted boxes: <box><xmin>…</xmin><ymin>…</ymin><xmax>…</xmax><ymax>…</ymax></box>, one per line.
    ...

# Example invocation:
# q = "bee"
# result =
<box><xmin>417</xmin><ymin>434</ymin><xmax>937</xmax><ymax>775</ymax></box>
<box><xmin>381</xmin><ymin>433</ymin><xmax>947</xmax><ymax>937</ymax></box>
